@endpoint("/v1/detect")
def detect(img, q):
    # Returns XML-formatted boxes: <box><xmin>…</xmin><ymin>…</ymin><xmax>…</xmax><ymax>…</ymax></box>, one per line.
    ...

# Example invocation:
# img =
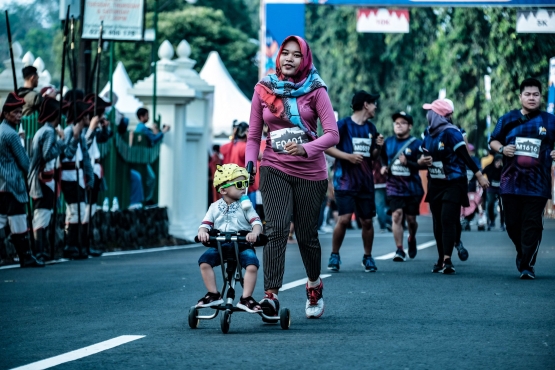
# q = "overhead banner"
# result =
<box><xmin>548</xmin><ymin>57</ymin><xmax>555</xmax><ymax>115</ymax></box>
<box><xmin>357</xmin><ymin>9</ymin><xmax>409</xmax><ymax>33</ymax></box>
<box><xmin>82</xmin><ymin>0</ymin><xmax>145</xmax><ymax>40</ymax></box>
<box><xmin>302</xmin><ymin>0</ymin><xmax>555</xmax><ymax>5</ymax></box>
<box><xmin>516</xmin><ymin>10</ymin><xmax>555</xmax><ymax>33</ymax></box>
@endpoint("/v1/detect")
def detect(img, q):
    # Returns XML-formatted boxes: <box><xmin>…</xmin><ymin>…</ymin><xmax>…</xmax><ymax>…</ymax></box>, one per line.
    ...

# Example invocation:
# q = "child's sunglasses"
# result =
<box><xmin>220</xmin><ymin>179</ymin><xmax>249</xmax><ymax>190</ymax></box>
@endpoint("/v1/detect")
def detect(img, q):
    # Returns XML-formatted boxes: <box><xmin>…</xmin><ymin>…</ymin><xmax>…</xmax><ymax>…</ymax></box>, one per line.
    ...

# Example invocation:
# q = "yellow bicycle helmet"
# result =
<box><xmin>213</xmin><ymin>163</ymin><xmax>249</xmax><ymax>190</ymax></box>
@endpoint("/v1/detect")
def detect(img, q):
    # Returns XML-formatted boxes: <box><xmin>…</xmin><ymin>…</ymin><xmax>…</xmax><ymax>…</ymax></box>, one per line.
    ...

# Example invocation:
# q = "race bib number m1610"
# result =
<box><xmin>270</xmin><ymin>127</ymin><xmax>310</xmax><ymax>154</ymax></box>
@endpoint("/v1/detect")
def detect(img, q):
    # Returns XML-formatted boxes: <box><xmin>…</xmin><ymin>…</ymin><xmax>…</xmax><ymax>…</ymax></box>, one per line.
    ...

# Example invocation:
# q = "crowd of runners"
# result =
<box><xmin>2</xmin><ymin>35</ymin><xmax>554</xmax><ymax>322</ymax></box>
<box><xmin>195</xmin><ymin>36</ymin><xmax>555</xmax><ymax>320</ymax></box>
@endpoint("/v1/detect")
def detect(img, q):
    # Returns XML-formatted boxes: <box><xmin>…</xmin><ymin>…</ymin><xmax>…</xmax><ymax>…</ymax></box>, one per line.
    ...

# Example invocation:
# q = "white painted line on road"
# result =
<box><xmin>10</xmin><ymin>335</ymin><xmax>145</xmax><ymax>370</ymax></box>
<box><xmin>374</xmin><ymin>240</ymin><xmax>436</xmax><ymax>260</ymax></box>
<box><xmin>279</xmin><ymin>274</ymin><xmax>331</xmax><ymax>291</ymax></box>
<box><xmin>0</xmin><ymin>245</ymin><xmax>202</xmax><ymax>270</ymax></box>
<box><xmin>103</xmin><ymin>244</ymin><xmax>201</xmax><ymax>256</ymax></box>
<box><xmin>0</xmin><ymin>258</ymin><xmax>70</xmax><ymax>270</ymax></box>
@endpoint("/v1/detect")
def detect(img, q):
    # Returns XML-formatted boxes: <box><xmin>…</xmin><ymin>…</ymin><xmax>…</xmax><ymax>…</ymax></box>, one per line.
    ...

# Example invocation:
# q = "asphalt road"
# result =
<box><xmin>1</xmin><ymin>216</ymin><xmax>554</xmax><ymax>369</ymax></box>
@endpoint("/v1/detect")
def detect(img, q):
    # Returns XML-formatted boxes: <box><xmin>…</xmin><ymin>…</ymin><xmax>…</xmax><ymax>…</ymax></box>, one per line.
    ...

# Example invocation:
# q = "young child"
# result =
<box><xmin>196</xmin><ymin>163</ymin><xmax>263</xmax><ymax>313</ymax></box>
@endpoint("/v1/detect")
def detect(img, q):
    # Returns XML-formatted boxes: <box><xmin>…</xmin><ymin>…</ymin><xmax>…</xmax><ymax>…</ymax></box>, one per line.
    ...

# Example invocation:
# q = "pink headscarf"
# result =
<box><xmin>275</xmin><ymin>35</ymin><xmax>314</xmax><ymax>83</ymax></box>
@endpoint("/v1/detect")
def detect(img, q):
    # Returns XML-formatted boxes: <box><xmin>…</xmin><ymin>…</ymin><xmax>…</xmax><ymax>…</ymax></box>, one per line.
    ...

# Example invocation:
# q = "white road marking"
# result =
<box><xmin>10</xmin><ymin>335</ymin><xmax>145</xmax><ymax>370</ymax></box>
<box><xmin>374</xmin><ymin>240</ymin><xmax>436</xmax><ymax>260</ymax></box>
<box><xmin>280</xmin><ymin>274</ymin><xmax>332</xmax><ymax>291</ymax></box>
<box><xmin>103</xmin><ymin>244</ymin><xmax>201</xmax><ymax>256</ymax></box>
<box><xmin>0</xmin><ymin>245</ymin><xmax>202</xmax><ymax>270</ymax></box>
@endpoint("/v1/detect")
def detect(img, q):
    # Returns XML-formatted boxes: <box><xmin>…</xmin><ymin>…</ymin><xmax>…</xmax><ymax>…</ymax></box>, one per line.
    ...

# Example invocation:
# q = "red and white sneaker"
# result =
<box><xmin>259</xmin><ymin>291</ymin><xmax>280</xmax><ymax>317</ymax></box>
<box><xmin>305</xmin><ymin>280</ymin><xmax>325</xmax><ymax>318</ymax></box>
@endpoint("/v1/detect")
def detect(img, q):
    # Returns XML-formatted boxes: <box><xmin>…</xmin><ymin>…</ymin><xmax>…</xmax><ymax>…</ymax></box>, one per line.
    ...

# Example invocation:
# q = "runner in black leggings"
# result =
<box><xmin>419</xmin><ymin>100</ymin><xmax>489</xmax><ymax>274</ymax></box>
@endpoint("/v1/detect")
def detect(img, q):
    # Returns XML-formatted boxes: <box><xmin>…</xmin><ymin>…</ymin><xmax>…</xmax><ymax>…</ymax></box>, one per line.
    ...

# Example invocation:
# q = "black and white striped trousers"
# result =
<box><xmin>259</xmin><ymin>166</ymin><xmax>328</xmax><ymax>290</ymax></box>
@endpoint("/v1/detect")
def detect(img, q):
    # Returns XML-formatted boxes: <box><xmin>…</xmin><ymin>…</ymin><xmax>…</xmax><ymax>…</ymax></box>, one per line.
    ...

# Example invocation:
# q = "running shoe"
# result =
<box><xmin>305</xmin><ymin>280</ymin><xmax>325</xmax><ymax>318</ymax></box>
<box><xmin>196</xmin><ymin>292</ymin><xmax>223</xmax><ymax>308</ymax></box>
<box><xmin>441</xmin><ymin>258</ymin><xmax>456</xmax><ymax>274</ymax></box>
<box><xmin>393</xmin><ymin>248</ymin><xmax>406</xmax><ymax>262</ymax></box>
<box><xmin>237</xmin><ymin>296</ymin><xmax>262</xmax><ymax>313</ymax></box>
<box><xmin>408</xmin><ymin>235</ymin><xmax>417</xmax><ymax>259</ymax></box>
<box><xmin>455</xmin><ymin>241</ymin><xmax>469</xmax><ymax>261</ymax></box>
<box><xmin>431</xmin><ymin>261</ymin><xmax>443</xmax><ymax>273</ymax></box>
<box><xmin>362</xmin><ymin>255</ymin><xmax>378</xmax><ymax>272</ymax></box>
<box><xmin>260</xmin><ymin>291</ymin><xmax>280</xmax><ymax>317</ymax></box>
<box><xmin>520</xmin><ymin>270</ymin><xmax>535</xmax><ymax>280</ymax></box>
<box><xmin>327</xmin><ymin>253</ymin><xmax>341</xmax><ymax>272</ymax></box>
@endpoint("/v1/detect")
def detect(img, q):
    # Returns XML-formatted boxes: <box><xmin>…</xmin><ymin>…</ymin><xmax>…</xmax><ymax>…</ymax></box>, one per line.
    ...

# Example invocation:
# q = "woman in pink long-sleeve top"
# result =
<box><xmin>245</xmin><ymin>35</ymin><xmax>339</xmax><ymax>319</ymax></box>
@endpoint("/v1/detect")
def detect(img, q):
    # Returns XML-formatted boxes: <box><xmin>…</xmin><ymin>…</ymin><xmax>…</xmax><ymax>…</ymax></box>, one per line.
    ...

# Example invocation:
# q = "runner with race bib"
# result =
<box><xmin>489</xmin><ymin>78</ymin><xmax>555</xmax><ymax>280</ymax></box>
<box><xmin>325</xmin><ymin>91</ymin><xmax>383</xmax><ymax>273</ymax></box>
<box><xmin>420</xmin><ymin>100</ymin><xmax>489</xmax><ymax>275</ymax></box>
<box><xmin>380</xmin><ymin>111</ymin><xmax>425</xmax><ymax>261</ymax></box>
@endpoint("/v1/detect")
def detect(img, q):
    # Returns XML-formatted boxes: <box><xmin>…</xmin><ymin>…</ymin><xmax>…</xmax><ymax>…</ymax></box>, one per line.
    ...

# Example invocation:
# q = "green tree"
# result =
<box><xmin>116</xmin><ymin>6</ymin><xmax>258</xmax><ymax>96</ymax></box>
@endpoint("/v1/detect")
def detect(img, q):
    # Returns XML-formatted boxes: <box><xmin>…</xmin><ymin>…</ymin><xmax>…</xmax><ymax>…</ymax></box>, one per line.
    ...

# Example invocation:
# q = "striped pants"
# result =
<box><xmin>259</xmin><ymin>166</ymin><xmax>328</xmax><ymax>290</ymax></box>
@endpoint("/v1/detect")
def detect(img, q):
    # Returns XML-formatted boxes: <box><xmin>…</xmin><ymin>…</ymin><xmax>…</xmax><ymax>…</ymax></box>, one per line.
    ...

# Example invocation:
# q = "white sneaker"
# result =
<box><xmin>305</xmin><ymin>280</ymin><xmax>325</xmax><ymax>318</ymax></box>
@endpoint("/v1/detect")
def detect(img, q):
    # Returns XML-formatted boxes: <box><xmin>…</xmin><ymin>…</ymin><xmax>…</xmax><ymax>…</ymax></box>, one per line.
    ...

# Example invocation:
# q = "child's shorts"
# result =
<box><xmin>198</xmin><ymin>243</ymin><xmax>259</xmax><ymax>269</ymax></box>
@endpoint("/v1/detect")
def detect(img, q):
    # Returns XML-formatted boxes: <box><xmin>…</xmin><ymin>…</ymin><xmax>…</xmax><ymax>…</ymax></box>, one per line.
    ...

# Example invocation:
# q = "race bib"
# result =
<box><xmin>429</xmin><ymin>161</ymin><xmax>446</xmax><ymax>179</ymax></box>
<box><xmin>514</xmin><ymin>137</ymin><xmax>541</xmax><ymax>158</ymax></box>
<box><xmin>270</xmin><ymin>127</ymin><xmax>309</xmax><ymax>154</ymax></box>
<box><xmin>391</xmin><ymin>159</ymin><xmax>410</xmax><ymax>177</ymax></box>
<box><xmin>352</xmin><ymin>138</ymin><xmax>371</xmax><ymax>157</ymax></box>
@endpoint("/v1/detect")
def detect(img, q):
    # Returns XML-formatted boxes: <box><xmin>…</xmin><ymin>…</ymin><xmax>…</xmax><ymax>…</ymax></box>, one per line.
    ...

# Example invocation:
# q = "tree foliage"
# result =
<box><xmin>1</xmin><ymin>0</ymin><xmax>258</xmax><ymax>98</ymax></box>
<box><xmin>306</xmin><ymin>6</ymin><xmax>555</xmax><ymax>151</ymax></box>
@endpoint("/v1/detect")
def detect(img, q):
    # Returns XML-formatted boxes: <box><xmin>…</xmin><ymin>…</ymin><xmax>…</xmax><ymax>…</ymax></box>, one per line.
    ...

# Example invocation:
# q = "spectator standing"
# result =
<box><xmin>16</xmin><ymin>66</ymin><xmax>42</xmax><ymax>116</ymax></box>
<box><xmin>135</xmin><ymin>108</ymin><xmax>170</xmax><ymax>204</ymax></box>
<box><xmin>28</xmin><ymin>97</ymin><xmax>66</xmax><ymax>261</ymax></box>
<box><xmin>60</xmin><ymin>101</ymin><xmax>94</xmax><ymax>259</ymax></box>
<box><xmin>0</xmin><ymin>93</ymin><xmax>44</xmax><ymax>267</ymax></box>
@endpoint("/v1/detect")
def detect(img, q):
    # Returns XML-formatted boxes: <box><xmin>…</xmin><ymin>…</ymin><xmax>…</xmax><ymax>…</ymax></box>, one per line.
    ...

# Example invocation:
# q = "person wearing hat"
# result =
<box><xmin>196</xmin><ymin>163</ymin><xmax>263</xmax><ymax>312</ymax></box>
<box><xmin>489</xmin><ymin>78</ymin><xmax>555</xmax><ymax>279</ymax></box>
<box><xmin>420</xmin><ymin>99</ymin><xmax>489</xmax><ymax>274</ymax></box>
<box><xmin>16</xmin><ymin>66</ymin><xmax>42</xmax><ymax>116</ymax></box>
<box><xmin>0</xmin><ymin>92</ymin><xmax>44</xmax><ymax>267</ymax></box>
<box><xmin>60</xmin><ymin>101</ymin><xmax>95</xmax><ymax>259</ymax></box>
<box><xmin>27</xmin><ymin>97</ymin><xmax>68</xmax><ymax>261</ymax></box>
<box><xmin>380</xmin><ymin>111</ymin><xmax>425</xmax><ymax>261</ymax></box>
<box><xmin>325</xmin><ymin>90</ymin><xmax>384</xmax><ymax>273</ymax></box>
<box><xmin>82</xmin><ymin>94</ymin><xmax>113</xmax><ymax>243</ymax></box>
<box><xmin>437</xmin><ymin>98</ymin><xmax>470</xmax><ymax>260</ymax></box>
<box><xmin>482</xmin><ymin>154</ymin><xmax>504</xmax><ymax>231</ymax></box>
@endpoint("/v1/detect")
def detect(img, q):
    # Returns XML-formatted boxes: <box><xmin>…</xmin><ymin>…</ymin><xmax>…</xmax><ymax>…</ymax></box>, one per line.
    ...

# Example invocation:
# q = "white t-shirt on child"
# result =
<box><xmin>199</xmin><ymin>199</ymin><xmax>262</xmax><ymax>233</ymax></box>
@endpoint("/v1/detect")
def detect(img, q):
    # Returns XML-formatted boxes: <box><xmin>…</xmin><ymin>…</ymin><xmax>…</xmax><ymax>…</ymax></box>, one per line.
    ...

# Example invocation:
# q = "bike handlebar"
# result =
<box><xmin>194</xmin><ymin>232</ymin><xmax>268</xmax><ymax>247</ymax></box>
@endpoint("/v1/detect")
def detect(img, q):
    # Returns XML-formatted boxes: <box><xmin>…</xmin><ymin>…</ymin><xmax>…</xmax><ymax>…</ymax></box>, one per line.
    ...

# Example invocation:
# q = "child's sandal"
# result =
<box><xmin>237</xmin><ymin>296</ymin><xmax>262</xmax><ymax>313</ymax></box>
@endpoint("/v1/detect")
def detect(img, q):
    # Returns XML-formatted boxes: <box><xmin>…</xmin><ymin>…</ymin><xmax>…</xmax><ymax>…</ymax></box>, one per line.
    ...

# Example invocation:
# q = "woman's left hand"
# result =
<box><xmin>285</xmin><ymin>142</ymin><xmax>307</xmax><ymax>157</ymax></box>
